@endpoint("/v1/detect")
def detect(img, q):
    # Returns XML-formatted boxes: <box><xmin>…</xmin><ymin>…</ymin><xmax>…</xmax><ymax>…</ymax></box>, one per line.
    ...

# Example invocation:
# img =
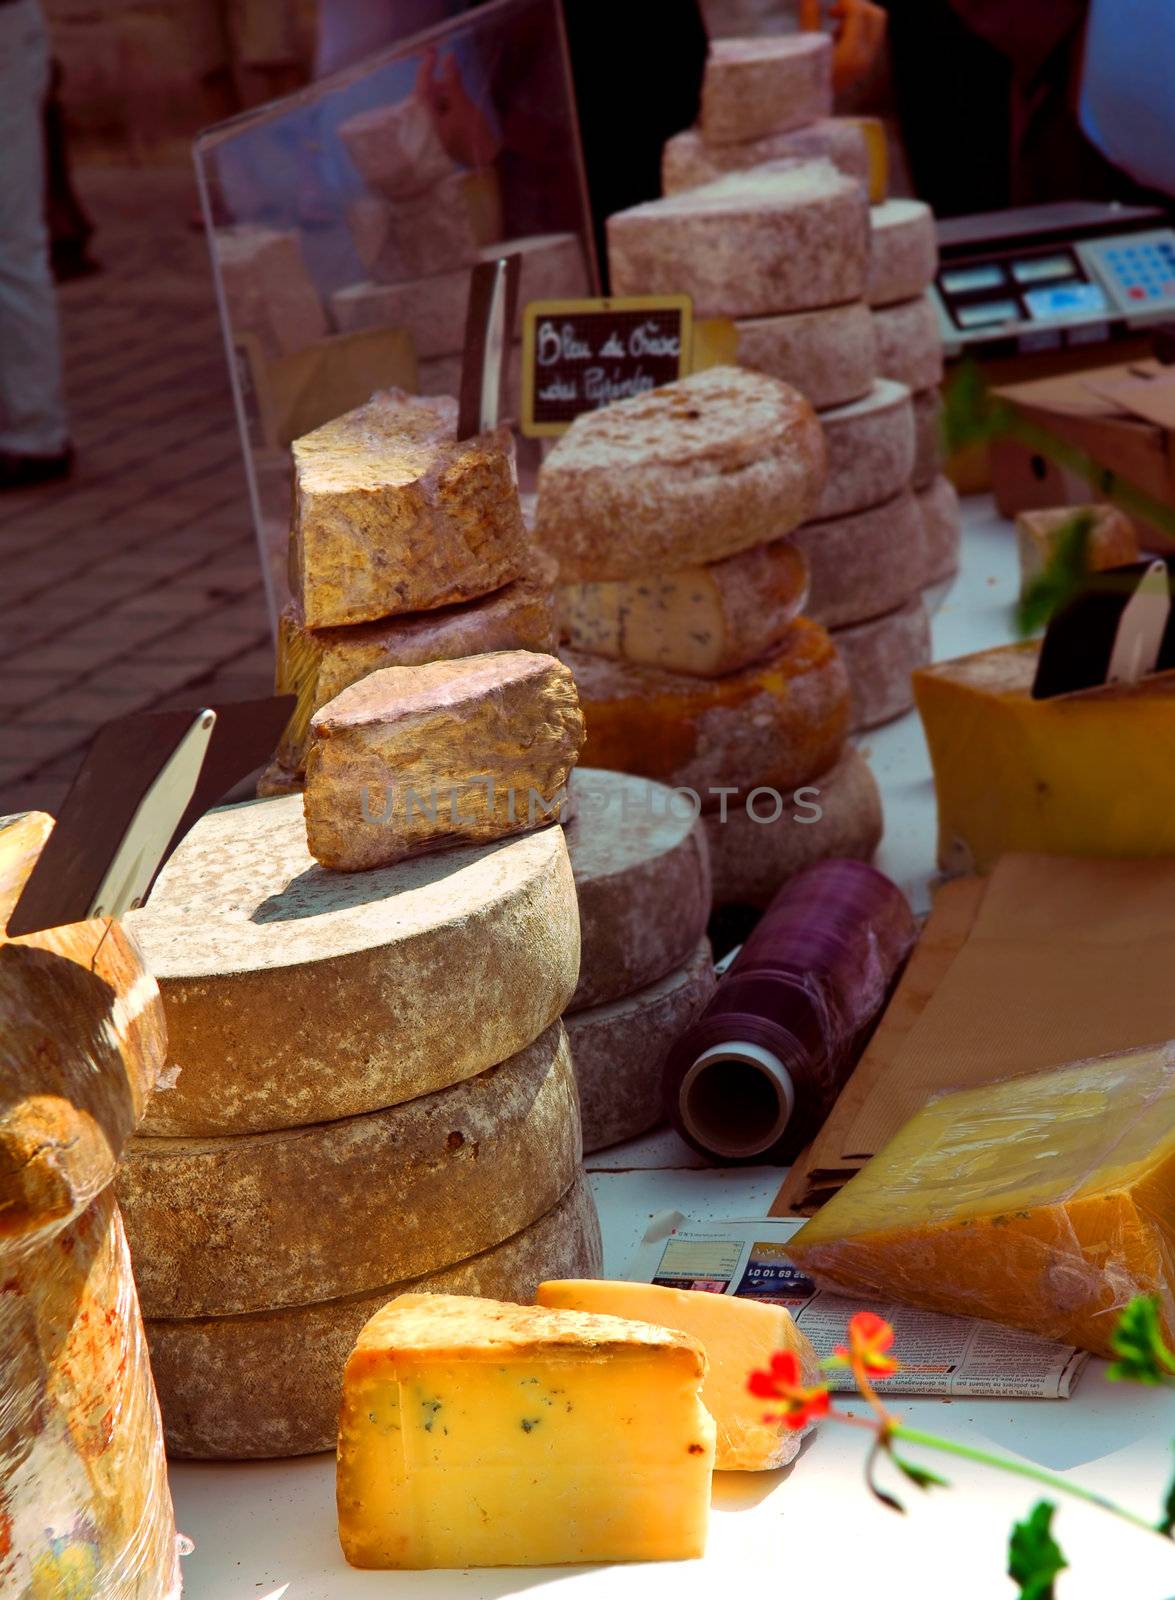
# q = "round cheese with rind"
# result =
<box><xmin>919</xmin><ymin>475</ymin><xmax>963</xmax><ymax>584</ymax></box>
<box><xmin>867</xmin><ymin>199</ymin><xmax>938</xmax><ymax>308</ymax></box>
<box><xmin>872</xmin><ymin>294</ymin><xmax>944</xmax><ymax>392</ymax></box>
<box><xmin>735</xmin><ymin>302</ymin><xmax>877</xmax><ymax>410</ymax></box>
<box><xmin>833</xmin><ymin>597</ymin><xmax>932</xmax><ymax>731</ymax></box>
<box><xmin>129</xmin><ymin>796</ymin><xmax>579</xmax><ymax>1136</ymax></box>
<box><xmin>813</xmin><ymin>379</ymin><xmax>916</xmax><ymax>521</ymax></box>
<box><xmin>792</xmin><ymin>490</ymin><xmax>926</xmax><ymax>628</ymax></box>
<box><xmin>912</xmin><ymin>387</ymin><xmax>944</xmax><ymax>490</ymax></box>
<box><xmin>700</xmin><ymin>34</ymin><xmax>832</xmax><ymax>145</ymax></box>
<box><xmin>663</xmin><ymin>118</ymin><xmax>869</xmax><ymax>196</ymax></box>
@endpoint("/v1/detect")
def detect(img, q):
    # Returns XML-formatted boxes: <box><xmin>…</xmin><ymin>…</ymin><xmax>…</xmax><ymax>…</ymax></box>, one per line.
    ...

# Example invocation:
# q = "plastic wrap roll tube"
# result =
<box><xmin>663</xmin><ymin>859</ymin><xmax>916</xmax><ymax>1164</ymax></box>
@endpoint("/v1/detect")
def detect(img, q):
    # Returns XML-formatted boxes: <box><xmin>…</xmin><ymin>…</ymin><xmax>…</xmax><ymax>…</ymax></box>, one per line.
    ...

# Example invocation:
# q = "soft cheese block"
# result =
<box><xmin>345</xmin><ymin>174</ymin><xmax>486</xmax><ymax>280</ymax></box>
<box><xmin>914</xmin><ymin>642</ymin><xmax>1175</xmax><ymax>874</ymax></box>
<box><xmin>700</xmin><ymin>33</ymin><xmax>832</xmax><ymax>144</ymax></box>
<box><xmin>537</xmin><ymin>1279</ymin><xmax>821</xmax><ymax>1470</ymax></box>
<box><xmin>608</xmin><ymin>160</ymin><xmax>871</xmax><ymax>318</ymax></box>
<box><xmin>833</xmin><ymin>596</ymin><xmax>931</xmax><ymax>731</ymax></box>
<box><xmin>735</xmin><ymin>302</ymin><xmax>878</xmax><ymax>411</ymax></box>
<box><xmin>867</xmin><ymin>199</ymin><xmax>939</xmax><ymax>308</ymax></box>
<box><xmin>872</xmin><ymin>293</ymin><xmax>945</xmax><ymax>392</ymax></box>
<box><xmin>793</xmin><ymin>490</ymin><xmax>926</xmax><ymax>628</ymax></box>
<box><xmin>813</xmin><ymin>379</ymin><xmax>916</xmax><ymax>521</ymax></box>
<box><xmin>564</xmin><ymin>620</ymin><xmax>850</xmax><ymax>799</ymax></box>
<box><xmin>338</xmin><ymin>95</ymin><xmax>455</xmax><ymax>198</ymax></box>
<box><xmin>558</xmin><ymin>537</ymin><xmax>809</xmax><ymax>677</ymax></box>
<box><xmin>291</xmin><ymin>389</ymin><xmax>529</xmax><ymax>629</ymax></box>
<box><xmin>663</xmin><ymin>117</ymin><xmax>869</xmax><ymax>196</ymax></box>
<box><xmin>537</xmin><ymin>367</ymin><xmax>825</xmax><ymax>581</ymax></box>
<box><xmin>337</xmin><ymin>1293</ymin><xmax>715</xmax><ymax>1567</ymax></box>
<box><xmin>1016</xmin><ymin>503</ymin><xmax>1138</xmax><ymax>590</ymax></box>
<box><xmin>304</xmin><ymin>652</ymin><xmax>584</xmax><ymax>871</ymax></box>
<box><xmin>786</xmin><ymin>1045</ymin><xmax>1175</xmax><ymax>1358</ymax></box>
<box><xmin>214</xmin><ymin>226</ymin><xmax>327</xmax><ymax>361</ymax></box>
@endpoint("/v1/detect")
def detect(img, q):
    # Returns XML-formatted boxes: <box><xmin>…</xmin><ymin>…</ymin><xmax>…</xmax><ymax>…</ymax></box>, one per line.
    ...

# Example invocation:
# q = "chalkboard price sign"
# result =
<box><xmin>520</xmin><ymin>294</ymin><xmax>694</xmax><ymax>437</ymax></box>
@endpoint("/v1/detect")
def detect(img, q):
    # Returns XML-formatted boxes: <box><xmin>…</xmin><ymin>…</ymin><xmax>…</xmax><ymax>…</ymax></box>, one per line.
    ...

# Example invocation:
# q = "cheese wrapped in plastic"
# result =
<box><xmin>787</xmin><ymin>1045</ymin><xmax>1175</xmax><ymax>1358</ymax></box>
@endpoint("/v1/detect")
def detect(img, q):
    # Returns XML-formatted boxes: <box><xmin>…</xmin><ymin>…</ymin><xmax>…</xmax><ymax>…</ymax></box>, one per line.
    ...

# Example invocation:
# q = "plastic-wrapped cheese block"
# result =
<box><xmin>704</xmin><ymin>747</ymin><xmax>882</xmax><ymax>909</ymax></box>
<box><xmin>911</xmin><ymin>387</ymin><xmax>944</xmax><ymax>489</ymax></box>
<box><xmin>564</xmin><ymin>620</ymin><xmax>850</xmax><ymax>799</ymax></box>
<box><xmin>918</xmin><ymin>475</ymin><xmax>963</xmax><ymax>584</ymax></box>
<box><xmin>565</xmin><ymin>769</ymin><xmax>711</xmax><ymax>1010</ymax></box>
<box><xmin>867</xmin><ymin>199</ymin><xmax>939</xmax><ymax>308</ymax></box>
<box><xmin>833</xmin><ymin>596</ymin><xmax>932</xmax><ymax>731</ymax></box>
<box><xmin>786</xmin><ymin>1045</ymin><xmax>1175</xmax><ymax>1358</ymax></box>
<box><xmin>558</xmin><ymin>536</ymin><xmax>809</xmax><ymax>678</ymax></box>
<box><xmin>146</xmin><ymin>1173</ymin><xmax>601</xmax><ymax>1459</ymax></box>
<box><xmin>338</xmin><ymin>94</ymin><xmax>455</xmax><ymax>198</ymax></box>
<box><xmin>812</xmin><ymin>379</ymin><xmax>916</xmax><ymax>521</ymax></box>
<box><xmin>872</xmin><ymin>293</ymin><xmax>945</xmax><ymax>392</ymax></box>
<box><xmin>275</xmin><ymin>566</ymin><xmax>558</xmax><ymax>774</ymax></box>
<box><xmin>735</xmin><ymin>302</ymin><xmax>877</xmax><ymax>411</ymax></box>
<box><xmin>565</xmin><ymin>939</ymin><xmax>716</xmax><ymax>1152</ymax></box>
<box><xmin>537</xmin><ymin>367</ymin><xmax>825</xmax><ymax>581</ymax></box>
<box><xmin>608</xmin><ymin>161</ymin><xmax>870</xmax><ymax>318</ymax></box>
<box><xmin>129</xmin><ymin>796</ymin><xmax>580</xmax><ymax>1135</ymax></box>
<box><xmin>700</xmin><ymin>34</ymin><xmax>832</xmax><ymax>144</ymax></box>
<box><xmin>792</xmin><ymin>490</ymin><xmax>926</xmax><ymax>628</ymax></box>
<box><xmin>118</xmin><ymin>1020</ymin><xmax>580</xmax><ymax>1319</ymax></box>
<box><xmin>662</xmin><ymin>118</ymin><xmax>869</xmax><ymax>195</ymax></box>
<box><xmin>213</xmin><ymin>226</ymin><xmax>327</xmax><ymax>360</ymax></box>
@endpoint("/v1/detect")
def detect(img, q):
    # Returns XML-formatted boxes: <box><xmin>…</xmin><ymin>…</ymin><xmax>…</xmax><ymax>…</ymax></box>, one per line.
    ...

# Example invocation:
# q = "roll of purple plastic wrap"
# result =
<box><xmin>663</xmin><ymin>858</ymin><xmax>916</xmax><ymax>1164</ymax></box>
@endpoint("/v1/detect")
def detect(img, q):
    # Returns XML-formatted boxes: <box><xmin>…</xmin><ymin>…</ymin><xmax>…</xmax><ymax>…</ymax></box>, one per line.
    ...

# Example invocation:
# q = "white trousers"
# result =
<box><xmin>0</xmin><ymin>0</ymin><xmax>67</xmax><ymax>455</ymax></box>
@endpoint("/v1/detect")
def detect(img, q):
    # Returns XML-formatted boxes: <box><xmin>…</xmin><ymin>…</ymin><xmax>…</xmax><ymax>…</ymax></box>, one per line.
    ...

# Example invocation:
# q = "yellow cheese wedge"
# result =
<box><xmin>786</xmin><ymin>1045</ymin><xmax>1175</xmax><ymax>1357</ymax></box>
<box><xmin>914</xmin><ymin>642</ymin><xmax>1175</xmax><ymax>874</ymax></box>
<box><xmin>336</xmin><ymin>1292</ymin><xmax>715</xmax><ymax>1568</ymax></box>
<box><xmin>537</xmin><ymin>1279</ymin><xmax>820</xmax><ymax>1470</ymax></box>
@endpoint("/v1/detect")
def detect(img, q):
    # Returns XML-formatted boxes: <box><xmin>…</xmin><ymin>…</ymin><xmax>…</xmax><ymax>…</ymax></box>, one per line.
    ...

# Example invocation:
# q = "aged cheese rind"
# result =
<box><xmin>735</xmin><ymin>302</ymin><xmax>877</xmax><ymax>411</ymax></box>
<box><xmin>918</xmin><ymin>475</ymin><xmax>963</xmax><ymax>584</ymax></box>
<box><xmin>214</xmin><ymin>226</ymin><xmax>327</xmax><ymax>361</ymax></box>
<box><xmin>276</xmin><ymin>568</ymin><xmax>558</xmax><ymax>774</ymax></box>
<box><xmin>537</xmin><ymin>1278</ymin><xmax>821</xmax><ymax>1470</ymax></box>
<box><xmin>911</xmin><ymin>387</ymin><xmax>944</xmax><ymax>490</ymax></box>
<box><xmin>705</xmin><ymin>746</ymin><xmax>882</xmax><ymax>909</ymax></box>
<box><xmin>834</xmin><ymin>596</ymin><xmax>932</xmax><ymax>731</ymax></box>
<box><xmin>700</xmin><ymin>34</ymin><xmax>832</xmax><ymax>144</ymax></box>
<box><xmin>145</xmin><ymin>1174</ymin><xmax>601</xmax><ymax>1459</ymax></box>
<box><xmin>291</xmin><ymin>389</ymin><xmax>529</xmax><ymax>629</ymax></box>
<box><xmin>1</xmin><ymin>1189</ymin><xmax>181</xmax><ymax>1597</ymax></box>
<box><xmin>537</xmin><ymin>366</ymin><xmax>825</xmax><ymax>581</ymax></box>
<box><xmin>786</xmin><ymin>1045</ymin><xmax>1175</xmax><ymax>1358</ymax></box>
<box><xmin>130</xmin><ymin>798</ymin><xmax>580</xmax><ymax>1136</ymax></box>
<box><xmin>118</xmin><ymin>1021</ymin><xmax>581</xmax><ymax>1319</ymax></box>
<box><xmin>344</xmin><ymin>175</ymin><xmax>485</xmax><ymax>281</ymax></box>
<box><xmin>813</xmin><ymin>379</ymin><xmax>916</xmax><ymax>521</ymax></box>
<box><xmin>608</xmin><ymin>161</ymin><xmax>871</xmax><ymax>318</ymax></box>
<box><xmin>914</xmin><ymin>642</ymin><xmax>1175</xmax><ymax>874</ymax></box>
<box><xmin>793</xmin><ymin>490</ymin><xmax>926</xmax><ymax>628</ymax></box>
<box><xmin>303</xmin><ymin>653</ymin><xmax>584</xmax><ymax>871</ymax></box>
<box><xmin>338</xmin><ymin>96</ymin><xmax>455</xmax><ymax>198</ymax></box>
<box><xmin>1016</xmin><ymin>504</ymin><xmax>1138</xmax><ymax>590</ymax></box>
<box><xmin>566</xmin><ymin>939</ymin><xmax>716</xmax><ymax>1152</ymax></box>
<box><xmin>0</xmin><ymin>812</ymin><xmax>168</xmax><ymax>1244</ymax></box>
<box><xmin>557</xmin><ymin>537</ymin><xmax>808</xmax><ymax>677</ymax></box>
<box><xmin>337</xmin><ymin>1292</ymin><xmax>714</xmax><ymax>1568</ymax></box>
<box><xmin>564</xmin><ymin>620</ymin><xmax>850</xmax><ymax>799</ymax></box>
<box><xmin>872</xmin><ymin>293</ymin><xmax>944</xmax><ymax>392</ymax></box>
<box><xmin>867</xmin><ymin>199</ymin><xmax>939</xmax><ymax>308</ymax></box>
<box><xmin>567</xmin><ymin>768</ymin><xmax>712</xmax><ymax>1010</ymax></box>
<box><xmin>663</xmin><ymin>118</ymin><xmax>869</xmax><ymax>196</ymax></box>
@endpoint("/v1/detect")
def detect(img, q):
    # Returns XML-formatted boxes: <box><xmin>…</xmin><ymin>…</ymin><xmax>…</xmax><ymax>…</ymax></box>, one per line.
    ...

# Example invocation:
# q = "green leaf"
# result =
<box><xmin>1008</xmin><ymin>1501</ymin><xmax>1068</xmax><ymax>1600</ymax></box>
<box><xmin>890</xmin><ymin>1449</ymin><xmax>951</xmax><ymax>1493</ymax></box>
<box><xmin>1107</xmin><ymin>1296</ymin><xmax>1175</xmax><ymax>1386</ymax></box>
<box><xmin>1014</xmin><ymin>512</ymin><xmax>1095</xmax><ymax>637</ymax></box>
<box><xmin>941</xmin><ymin>361</ymin><xmax>1005</xmax><ymax>454</ymax></box>
<box><xmin>1159</xmin><ymin>1446</ymin><xmax>1174</xmax><ymax>1538</ymax></box>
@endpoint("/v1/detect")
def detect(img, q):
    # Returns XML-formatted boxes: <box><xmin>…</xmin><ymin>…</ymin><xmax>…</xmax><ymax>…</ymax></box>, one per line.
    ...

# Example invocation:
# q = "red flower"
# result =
<box><xmin>833</xmin><ymin>1311</ymin><xmax>901</xmax><ymax>1378</ymax></box>
<box><xmin>747</xmin><ymin>1349</ymin><xmax>831</xmax><ymax>1430</ymax></box>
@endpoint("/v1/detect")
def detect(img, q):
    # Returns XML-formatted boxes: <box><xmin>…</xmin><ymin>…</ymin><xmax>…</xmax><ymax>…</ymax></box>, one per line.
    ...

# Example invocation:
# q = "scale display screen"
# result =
<box><xmin>941</xmin><ymin>264</ymin><xmax>1006</xmax><ymax>294</ymax></box>
<box><xmin>1024</xmin><ymin>282</ymin><xmax>1109</xmax><ymax>320</ymax></box>
<box><xmin>1013</xmin><ymin>254</ymin><xmax>1077</xmax><ymax>284</ymax></box>
<box><xmin>955</xmin><ymin>299</ymin><xmax>1019</xmax><ymax>328</ymax></box>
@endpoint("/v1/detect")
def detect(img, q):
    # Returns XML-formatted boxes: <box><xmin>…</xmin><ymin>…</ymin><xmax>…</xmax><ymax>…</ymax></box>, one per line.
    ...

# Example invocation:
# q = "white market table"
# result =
<box><xmin>168</xmin><ymin>500</ymin><xmax>1175</xmax><ymax>1599</ymax></box>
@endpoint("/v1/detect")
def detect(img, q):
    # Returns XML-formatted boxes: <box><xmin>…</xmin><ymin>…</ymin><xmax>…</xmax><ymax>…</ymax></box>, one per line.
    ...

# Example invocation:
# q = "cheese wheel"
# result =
<box><xmin>919</xmin><ymin>475</ymin><xmax>963</xmax><ymax>584</ymax></box>
<box><xmin>567</xmin><ymin>940</ymin><xmax>717</xmax><ymax>1153</ymax></box>
<box><xmin>704</xmin><ymin>747</ymin><xmax>883</xmax><ymax>909</ymax></box>
<box><xmin>564</xmin><ymin>620</ymin><xmax>851</xmax><ymax>801</ymax></box>
<box><xmin>872</xmin><ymin>294</ymin><xmax>944</xmax><ymax>392</ymax></box>
<box><xmin>700</xmin><ymin>34</ymin><xmax>832</xmax><ymax>144</ymax></box>
<box><xmin>1</xmin><ymin>1189</ymin><xmax>181</xmax><ymax>1594</ymax></box>
<box><xmin>536</xmin><ymin>367</ymin><xmax>825</xmax><ymax>581</ymax></box>
<box><xmin>662</xmin><ymin>118</ymin><xmax>869</xmax><ymax>196</ymax></box>
<box><xmin>735</xmin><ymin>302</ymin><xmax>876</xmax><ymax>410</ymax></box>
<box><xmin>813</xmin><ymin>379</ymin><xmax>916</xmax><ymax>521</ymax></box>
<box><xmin>118</xmin><ymin>1021</ymin><xmax>580</xmax><ymax>1319</ymax></box>
<box><xmin>912</xmin><ymin>387</ymin><xmax>944</xmax><ymax>490</ymax></box>
<box><xmin>129</xmin><ymin>797</ymin><xmax>579</xmax><ymax>1137</ymax></box>
<box><xmin>567</xmin><ymin>769</ymin><xmax>711</xmax><ymax>1010</ymax></box>
<box><xmin>833</xmin><ymin>597</ymin><xmax>932</xmax><ymax>731</ymax></box>
<box><xmin>867</xmin><ymin>199</ymin><xmax>938</xmax><ymax>308</ymax></box>
<box><xmin>608</xmin><ymin>161</ymin><xmax>871</xmax><ymax>318</ymax></box>
<box><xmin>146</xmin><ymin>1174</ymin><xmax>602</xmax><ymax>1459</ymax></box>
<box><xmin>793</xmin><ymin>490</ymin><xmax>926</xmax><ymax>629</ymax></box>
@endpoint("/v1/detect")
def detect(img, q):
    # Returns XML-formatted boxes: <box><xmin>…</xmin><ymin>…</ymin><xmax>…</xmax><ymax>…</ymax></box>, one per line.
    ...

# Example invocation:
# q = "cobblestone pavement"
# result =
<box><xmin>1</xmin><ymin>164</ymin><xmax>274</xmax><ymax>819</ymax></box>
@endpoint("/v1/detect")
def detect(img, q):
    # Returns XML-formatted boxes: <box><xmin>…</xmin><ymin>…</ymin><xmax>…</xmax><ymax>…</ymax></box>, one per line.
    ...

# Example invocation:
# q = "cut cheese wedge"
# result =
<box><xmin>336</xmin><ymin>1293</ymin><xmax>715</xmax><ymax>1567</ymax></box>
<box><xmin>537</xmin><ymin>1278</ymin><xmax>820</xmax><ymax>1469</ymax></box>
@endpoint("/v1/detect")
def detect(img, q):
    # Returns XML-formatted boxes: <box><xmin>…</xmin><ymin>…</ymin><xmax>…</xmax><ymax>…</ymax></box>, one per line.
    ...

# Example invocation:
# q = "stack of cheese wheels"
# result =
<box><xmin>562</xmin><ymin>768</ymin><xmax>717</xmax><ymax>1150</ymax></box>
<box><xmin>119</xmin><ymin>795</ymin><xmax>599</xmax><ymax>1459</ymax></box>
<box><xmin>538</xmin><ymin>365</ymin><xmax>883</xmax><ymax>911</ymax></box>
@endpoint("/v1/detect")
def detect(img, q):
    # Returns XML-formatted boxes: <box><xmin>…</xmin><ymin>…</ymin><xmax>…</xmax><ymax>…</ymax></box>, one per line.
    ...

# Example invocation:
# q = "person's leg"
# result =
<box><xmin>0</xmin><ymin>0</ymin><xmax>70</xmax><ymax>469</ymax></box>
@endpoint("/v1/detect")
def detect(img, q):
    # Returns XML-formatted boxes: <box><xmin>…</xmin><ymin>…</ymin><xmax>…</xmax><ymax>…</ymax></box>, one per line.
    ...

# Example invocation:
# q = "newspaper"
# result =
<box><xmin>627</xmin><ymin>1215</ymin><xmax>1090</xmax><ymax>1400</ymax></box>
